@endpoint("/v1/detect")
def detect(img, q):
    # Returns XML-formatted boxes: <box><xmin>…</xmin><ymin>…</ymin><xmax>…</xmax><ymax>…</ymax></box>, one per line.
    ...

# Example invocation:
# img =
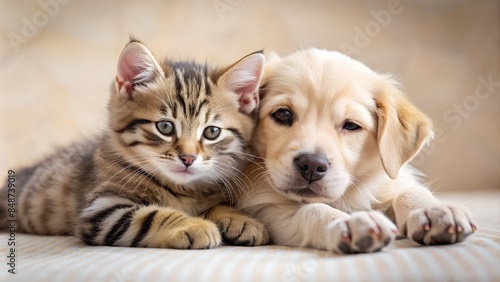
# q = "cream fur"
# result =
<box><xmin>237</xmin><ymin>49</ymin><xmax>476</xmax><ymax>254</ymax></box>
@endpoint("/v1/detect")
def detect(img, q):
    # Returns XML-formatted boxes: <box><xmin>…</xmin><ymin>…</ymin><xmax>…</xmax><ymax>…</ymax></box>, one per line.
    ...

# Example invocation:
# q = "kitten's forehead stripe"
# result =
<box><xmin>174</xmin><ymin>70</ymin><xmax>183</xmax><ymax>96</ymax></box>
<box><xmin>204</xmin><ymin>75</ymin><xmax>211</xmax><ymax>96</ymax></box>
<box><xmin>176</xmin><ymin>92</ymin><xmax>187</xmax><ymax>117</ymax></box>
<box><xmin>169</xmin><ymin>62</ymin><xmax>212</xmax><ymax>120</ymax></box>
<box><xmin>193</xmin><ymin>99</ymin><xmax>208</xmax><ymax>119</ymax></box>
<box><xmin>169</xmin><ymin>61</ymin><xmax>206</xmax><ymax>86</ymax></box>
<box><xmin>189</xmin><ymin>105</ymin><xmax>196</xmax><ymax>118</ymax></box>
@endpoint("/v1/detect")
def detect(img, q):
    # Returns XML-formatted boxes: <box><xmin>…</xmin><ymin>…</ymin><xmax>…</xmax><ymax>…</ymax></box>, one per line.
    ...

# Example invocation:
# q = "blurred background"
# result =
<box><xmin>0</xmin><ymin>0</ymin><xmax>498</xmax><ymax>192</ymax></box>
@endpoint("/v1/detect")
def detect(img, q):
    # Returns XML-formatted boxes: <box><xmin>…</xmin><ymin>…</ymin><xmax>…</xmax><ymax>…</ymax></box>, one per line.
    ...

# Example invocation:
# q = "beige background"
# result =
<box><xmin>0</xmin><ymin>0</ymin><xmax>498</xmax><ymax>191</ymax></box>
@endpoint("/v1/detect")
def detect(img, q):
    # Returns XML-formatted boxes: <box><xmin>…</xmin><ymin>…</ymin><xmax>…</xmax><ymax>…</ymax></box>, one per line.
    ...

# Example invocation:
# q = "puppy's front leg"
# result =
<box><xmin>322</xmin><ymin>209</ymin><xmax>398</xmax><ymax>254</ymax></box>
<box><xmin>392</xmin><ymin>186</ymin><xmax>476</xmax><ymax>245</ymax></box>
<box><xmin>267</xmin><ymin>203</ymin><xmax>397</xmax><ymax>254</ymax></box>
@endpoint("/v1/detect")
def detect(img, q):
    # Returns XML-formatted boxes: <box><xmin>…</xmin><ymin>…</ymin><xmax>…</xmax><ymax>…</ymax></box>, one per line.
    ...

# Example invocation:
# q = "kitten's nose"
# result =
<box><xmin>179</xmin><ymin>154</ymin><xmax>196</xmax><ymax>167</ymax></box>
<box><xmin>294</xmin><ymin>153</ymin><xmax>329</xmax><ymax>183</ymax></box>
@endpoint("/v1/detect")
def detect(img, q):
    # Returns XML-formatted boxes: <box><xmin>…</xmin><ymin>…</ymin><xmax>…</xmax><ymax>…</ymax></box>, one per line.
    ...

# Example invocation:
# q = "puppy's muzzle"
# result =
<box><xmin>294</xmin><ymin>153</ymin><xmax>329</xmax><ymax>183</ymax></box>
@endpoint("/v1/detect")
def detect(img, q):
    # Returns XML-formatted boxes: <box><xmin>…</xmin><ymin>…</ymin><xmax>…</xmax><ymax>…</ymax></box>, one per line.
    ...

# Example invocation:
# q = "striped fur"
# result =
<box><xmin>0</xmin><ymin>39</ymin><xmax>269</xmax><ymax>248</ymax></box>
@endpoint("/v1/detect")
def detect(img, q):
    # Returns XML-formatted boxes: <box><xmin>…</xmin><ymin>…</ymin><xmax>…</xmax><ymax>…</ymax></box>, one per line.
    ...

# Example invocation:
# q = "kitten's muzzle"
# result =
<box><xmin>294</xmin><ymin>153</ymin><xmax>329</xmax><ymax>183</ymax></box>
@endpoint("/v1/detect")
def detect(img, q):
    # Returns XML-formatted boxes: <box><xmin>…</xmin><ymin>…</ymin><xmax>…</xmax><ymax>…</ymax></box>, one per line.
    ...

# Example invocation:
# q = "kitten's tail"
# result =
<box><xmin>0</xmin><ymin>166</ymin><xmax>38</xmax><ymax>231</ymax></box>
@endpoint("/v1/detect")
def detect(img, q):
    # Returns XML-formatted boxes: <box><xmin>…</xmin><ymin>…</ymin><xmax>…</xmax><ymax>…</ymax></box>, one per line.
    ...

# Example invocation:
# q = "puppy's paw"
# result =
<box><xmin>214</xmin><ymin>214</ymin><xmax>270</xmax><ymax>246</ymax></box>
<box><xmin>406</xmin><ymin>204</ymin><xmax>476</xmax><ymax>245</ymax></box>
<box><xmin>326</xmin><ymin>211</ymin><xmax>398</xmax><ymax>254</ymax></box>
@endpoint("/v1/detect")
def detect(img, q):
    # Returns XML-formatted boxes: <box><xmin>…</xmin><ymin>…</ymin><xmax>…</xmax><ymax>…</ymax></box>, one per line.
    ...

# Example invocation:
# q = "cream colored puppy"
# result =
<box><xmin>237</xmin><ymin>49</ymin><xmax>476</xmax><ymax>254</ymax></box>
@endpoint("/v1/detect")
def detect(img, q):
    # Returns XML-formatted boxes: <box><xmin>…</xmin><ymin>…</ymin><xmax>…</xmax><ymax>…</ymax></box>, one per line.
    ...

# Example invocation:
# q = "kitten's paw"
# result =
<box><xmin>326</xmin><ymin>211</ymin><xmax>398</xmax><ymax>254</ymax></box>
<box><xmin>206</xmin><ymin>205</ymin><xmax>269</xmax><ymax>246</ymax></box>
<box><xmin>214</xmin><ymin>214</ymin><xmax>270</xmax><ymax>246</ymax></box>
<box><xmin>406</xmin><ymin>204</ymin><xmax>476</xmax><ymax>245</ymax></box>
<box><xmin>168</xmin><ymin>218</ymin><xmax>221</xmax><ymax>249</ymax></box>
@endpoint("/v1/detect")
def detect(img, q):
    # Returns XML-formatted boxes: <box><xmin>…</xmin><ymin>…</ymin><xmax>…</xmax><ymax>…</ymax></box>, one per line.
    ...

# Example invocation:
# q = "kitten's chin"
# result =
<box><xmin>161</xmin><ymin>170</ymin><xmax>199</xmax><ymax>185</ymax></box>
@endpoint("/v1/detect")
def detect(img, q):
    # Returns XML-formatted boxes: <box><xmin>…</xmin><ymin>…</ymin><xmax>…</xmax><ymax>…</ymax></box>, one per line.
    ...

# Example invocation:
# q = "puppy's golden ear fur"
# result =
<box><xmin>259</xmin><ymin>50</ymin><xmax>281</xmax><ymax>100</ymax></box>
<box><xmin>376</xmin><ymin>81</ymin><xmax>433</xmax><ymax>179</ymax></box>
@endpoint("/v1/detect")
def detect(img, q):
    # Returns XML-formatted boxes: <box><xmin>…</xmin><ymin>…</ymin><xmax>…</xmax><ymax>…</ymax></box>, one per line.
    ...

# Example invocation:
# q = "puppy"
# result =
<box><xmin>237</xmin><ymin>49</ymin><xmax>476</xmax><ymax>254</ymax></box>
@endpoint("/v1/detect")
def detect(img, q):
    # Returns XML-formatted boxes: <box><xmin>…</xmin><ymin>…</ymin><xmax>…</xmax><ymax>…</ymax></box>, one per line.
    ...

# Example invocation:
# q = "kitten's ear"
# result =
<box><xmin>115</xmin><ymin>40</ymin><xmax>164</xmax><ymax>99</ymax></box>
<box><xmin>217</xmin><ymin>51</ymin><xmax>265</xmax><ymax>115</ymax></box>
<box><xmin>376</xmin><ymin>80</ymin><xmax>433</xmax><ymax>179</ymax></box>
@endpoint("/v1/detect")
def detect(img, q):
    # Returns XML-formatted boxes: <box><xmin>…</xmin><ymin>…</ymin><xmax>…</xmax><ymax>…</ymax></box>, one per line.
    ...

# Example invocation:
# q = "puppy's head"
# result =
<box><xmin>253</xmin><ymin>49</ymin><xmax>432</xmax><ymax>203</ymax></box>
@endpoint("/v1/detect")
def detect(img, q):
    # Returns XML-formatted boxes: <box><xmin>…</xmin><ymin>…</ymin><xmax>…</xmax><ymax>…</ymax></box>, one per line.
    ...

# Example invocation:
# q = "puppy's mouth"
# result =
<box><xmin>267</xmin><ymin>176</ymin><xmax>320</xmax><ymax>198</ymax></box>
<box><xmin>286</xmin><ymin>187</ymin><xmax>319</xmax><ymax>198</ymax></box>
<box><xmin>266</xmin><ymin>171</ymin><xmax>331</xmax><ymax>200</ymax></box>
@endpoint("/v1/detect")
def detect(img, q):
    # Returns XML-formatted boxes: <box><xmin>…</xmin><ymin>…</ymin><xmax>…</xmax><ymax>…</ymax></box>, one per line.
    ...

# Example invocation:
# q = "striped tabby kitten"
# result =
<box><xmin>0</xmin><ymin>39</ymin><xmax>269</xmax><ymax>248</ymax></box>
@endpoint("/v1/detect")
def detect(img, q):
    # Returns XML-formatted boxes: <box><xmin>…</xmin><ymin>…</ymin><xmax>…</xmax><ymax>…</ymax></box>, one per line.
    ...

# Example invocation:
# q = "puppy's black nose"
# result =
<box><xmin>294</xmin><ymin>154</ymin><xmax>329</xmax><ymax>183</ymax></box>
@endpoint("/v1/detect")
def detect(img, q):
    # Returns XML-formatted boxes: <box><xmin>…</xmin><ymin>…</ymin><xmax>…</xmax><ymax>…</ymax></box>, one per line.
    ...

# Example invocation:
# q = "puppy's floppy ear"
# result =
<box><xmin>375</xmin><ymin>81</ymin><xmax>433</xmax><ymax>179</ymax></box>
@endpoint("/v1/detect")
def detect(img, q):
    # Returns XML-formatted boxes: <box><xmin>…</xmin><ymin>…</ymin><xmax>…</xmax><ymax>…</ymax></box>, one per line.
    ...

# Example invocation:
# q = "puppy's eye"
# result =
<box><xmin>343</xmin><ymin>121</ymin><xmax>361</xmax><ymax>131</ymax></box>
<box><xmin>203</xmin><ymin>126</ymin><xmax>221</xmax><ymax>140</ymax></box>
<box><xmin>156</xmin><ymin>120</ymin><xmax>175</xmax><ymax>136</ymax></box>
<box><xmin>271</xmin><ymin>108</ymin><xmax>294</xmax><ymax>126</ymax></box>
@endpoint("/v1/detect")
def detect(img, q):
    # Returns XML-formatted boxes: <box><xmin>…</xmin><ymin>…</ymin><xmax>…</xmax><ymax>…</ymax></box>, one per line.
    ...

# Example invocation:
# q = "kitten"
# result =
<box><xmin>0</xmin><ymin>38</ymin><xmax>269</xmax><ymax>249</ymax></box>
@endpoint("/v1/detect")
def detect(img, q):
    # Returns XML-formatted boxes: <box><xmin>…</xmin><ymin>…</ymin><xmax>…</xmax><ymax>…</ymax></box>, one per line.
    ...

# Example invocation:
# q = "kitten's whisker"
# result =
<box><xmin>101</xmin><ymin>158</ymin><xmax>156</xmax><ymax>193</ymax></box>
<box><xmin>209</xmin><ymin>166</ymin><xmax>238</xmax><ymax>203</ymax></box>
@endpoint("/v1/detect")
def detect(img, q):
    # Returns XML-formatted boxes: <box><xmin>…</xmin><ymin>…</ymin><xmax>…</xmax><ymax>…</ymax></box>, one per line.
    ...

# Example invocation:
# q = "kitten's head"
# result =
<box><xmin>108</xmin><ymin>39</ymin><xmax>264</xmax><ymax>187</ymax></box>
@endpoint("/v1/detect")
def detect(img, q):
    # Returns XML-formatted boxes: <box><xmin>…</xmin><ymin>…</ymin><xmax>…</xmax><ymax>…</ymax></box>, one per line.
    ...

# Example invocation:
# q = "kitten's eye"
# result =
<box><xmin>343</xmin><ymin>121</ymin><xmax>361</xmax><ymax>131</ymax></box>
<box><xmin>203</xmin><ymin>126</ymin><xmax>221</xmax><ymax>140</ymax></box>
<box><xmin>156</xmin><ymin>120</ymin><xmax>175</xmax><ymax>136</ymax></box>
<box><xmin>271</xmin><ymin>108</ymin><xmax>294</xmax><ymax>126</ymax></box>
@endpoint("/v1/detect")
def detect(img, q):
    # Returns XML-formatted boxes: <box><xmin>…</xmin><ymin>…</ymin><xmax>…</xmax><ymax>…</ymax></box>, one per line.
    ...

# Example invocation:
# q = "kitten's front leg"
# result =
<box><xmin>392</xmin><ymin>187</ymin><xmax>476</xmax><ymax>245</ymax></box>
<box><xmin>77</xmin><ymin>196</ymin><xmax>221</xmax><ymax>249</ymax></box>
<box><xmin>206</xmin><ymin>205</ymin><xmax>269</xmax><ymax>246</ymax></box>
